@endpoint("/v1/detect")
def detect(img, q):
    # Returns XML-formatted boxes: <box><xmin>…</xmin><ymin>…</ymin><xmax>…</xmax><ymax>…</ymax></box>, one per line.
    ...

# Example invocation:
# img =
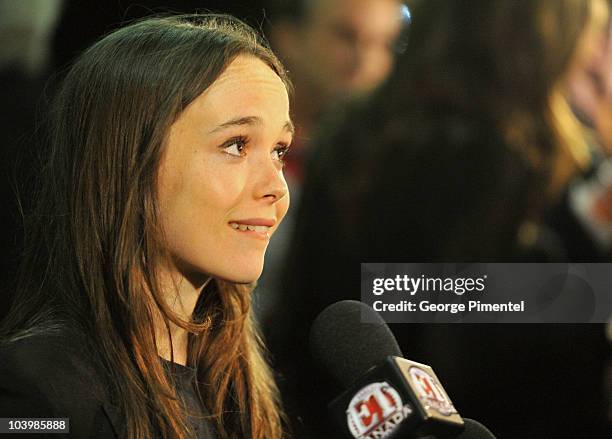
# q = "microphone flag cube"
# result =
<box><xmin>329</xmin><ymin>357</ymin><xmax>464</xmax><ymax>439</ymax></box>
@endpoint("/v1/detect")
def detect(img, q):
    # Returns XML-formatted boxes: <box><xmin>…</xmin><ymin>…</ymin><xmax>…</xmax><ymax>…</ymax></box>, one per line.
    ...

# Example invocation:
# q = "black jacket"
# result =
<box><xmin>0</xmin><ymin>329</ymin><xmax>122</xmax><ymax>438</ymax></box>
<box><xmin>0</xmin><ymin>328</ymin><xmax>220</xmax><ymax>439</ymax></box>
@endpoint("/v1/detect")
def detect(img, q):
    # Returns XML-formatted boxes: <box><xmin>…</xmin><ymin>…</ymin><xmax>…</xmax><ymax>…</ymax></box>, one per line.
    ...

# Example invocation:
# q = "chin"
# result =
<box><xmin>216</xmin><ymin>264</ymin><xmax>264</xmax><ymax>285</ymax></box>
<box><xmin>172</xmin><ymin>256</ymin><xmax>263</xmax><ymax>286</ymax></box>
<box><xmin>234</xmin><ymin>270</ymin><xmax>264</xmax><ymax>284</ymax></box>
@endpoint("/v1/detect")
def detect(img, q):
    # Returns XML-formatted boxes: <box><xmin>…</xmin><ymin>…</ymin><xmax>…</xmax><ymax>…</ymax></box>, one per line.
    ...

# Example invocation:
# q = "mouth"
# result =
<box><xmin>228</xmin><ymin>219</ymin><xmax>275</xmax><ymax>240</ymax></box>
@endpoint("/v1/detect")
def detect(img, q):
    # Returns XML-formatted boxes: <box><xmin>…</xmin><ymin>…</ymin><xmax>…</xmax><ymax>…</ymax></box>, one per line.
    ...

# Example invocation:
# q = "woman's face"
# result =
<box><xmin>157</xmin><ymin>55</ymin><xmax>292</xmax><ymax>284</ymax></box>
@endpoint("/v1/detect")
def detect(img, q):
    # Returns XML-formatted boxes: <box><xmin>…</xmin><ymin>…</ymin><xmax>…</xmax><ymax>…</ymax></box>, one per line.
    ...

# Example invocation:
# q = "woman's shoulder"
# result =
<box><xmin>0</xmin><ymin>325</ymin><xmax>96</xmax><ymax>383</ymax></box>
<box><xmin>1</xmin><ymin>325</ymin><xmax>80</xmax><ymax>356</ymax></box>
<box><xmin>0</xmin><ymin>326</ymin><xmax>119</xmax><ymax>437</ymax></box>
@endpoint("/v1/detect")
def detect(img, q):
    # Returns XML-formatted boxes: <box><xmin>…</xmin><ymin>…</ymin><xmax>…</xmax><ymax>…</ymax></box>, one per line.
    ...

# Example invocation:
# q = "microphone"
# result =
<box><xmin>455</xmin><ymin>419</ymin><xmax>496</xmax><ymax>439</ymax></box>
<box><xmin>309</xmin><ymin>300</ymin><xmax>496</xmax><ymax>438</ymax></box>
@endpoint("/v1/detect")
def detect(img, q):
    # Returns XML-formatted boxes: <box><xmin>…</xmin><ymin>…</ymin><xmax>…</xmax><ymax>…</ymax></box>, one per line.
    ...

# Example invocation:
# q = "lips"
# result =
<box><xmin>229</xmin><ymin>223</ymin><xmax>270</xmax><ymax>233</ymax></box>
<box><xmin>228</xmin><ymin>218</ymin><xmax>276</xmax><ymax>237</ymax></box>
<box><xmin>229</xmin><ymin>218</ymin><xmax>275</xmax><ymax>227</ymax></box>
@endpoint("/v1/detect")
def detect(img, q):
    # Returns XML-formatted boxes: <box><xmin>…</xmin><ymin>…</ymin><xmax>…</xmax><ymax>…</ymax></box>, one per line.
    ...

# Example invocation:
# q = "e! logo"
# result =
<box><xmin>346</xmin><ymin>382</ymin><xmax>411</xmax><ymax>439</ymax></box>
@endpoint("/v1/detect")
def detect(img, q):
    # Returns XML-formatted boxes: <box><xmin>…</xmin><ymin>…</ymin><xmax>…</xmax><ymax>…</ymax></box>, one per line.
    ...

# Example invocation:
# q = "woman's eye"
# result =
<box><xmin>272</xmin><ymin>145</ymin><xmax>290</xmax><ymax>162</ymax></box>
<box><xmin>222</xmin><ymin>138</ymin><xmax>246</xmax><ymax>157</ymax></box>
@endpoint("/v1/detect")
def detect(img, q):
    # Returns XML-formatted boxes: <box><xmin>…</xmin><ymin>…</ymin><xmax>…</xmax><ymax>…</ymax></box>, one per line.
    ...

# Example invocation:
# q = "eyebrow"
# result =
<box><xmin>209</xmin><ymin>116</ymin><xmax>295</xmax><ymax>136</ymax></box>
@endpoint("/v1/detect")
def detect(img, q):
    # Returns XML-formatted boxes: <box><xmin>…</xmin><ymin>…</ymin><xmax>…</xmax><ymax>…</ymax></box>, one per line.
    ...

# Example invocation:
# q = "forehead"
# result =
<box><xmin>200</xmin><ymin>55</ymin><xmax>288</xmax><ymax>110</ymax></box>
<box><xmin>192</xmin><ymin>54</ymin><xmax>290</xmax><ymax>123</ymax></box>
<box><xmin>311</xmin><ymin>0</ymin><xmax>402</xmax><ymax>31</ymax></box>
<box><xmin>590</xmin><ymin>0</ymin><xmax>609</xmax><ymax>30</ymax></box>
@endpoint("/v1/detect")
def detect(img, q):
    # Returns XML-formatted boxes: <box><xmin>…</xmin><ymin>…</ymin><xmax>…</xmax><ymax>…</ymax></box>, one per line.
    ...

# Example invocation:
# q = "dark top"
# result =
<box><xmin>0</xmin><ymin>328</ymin><xmax>217</xmax><ymax>438</ymax></box>
<box><xmin>160</xmin><ymin>358</ymin><xmax>218</xmax><ymax>439</ymax></box>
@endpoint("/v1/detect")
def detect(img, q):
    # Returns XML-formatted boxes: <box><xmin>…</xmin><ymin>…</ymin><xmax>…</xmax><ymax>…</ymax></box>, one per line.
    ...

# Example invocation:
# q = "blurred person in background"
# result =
<box><xmin>560</xmin><ymin>13</ymin><xmax>612</xmax><ymax>256</ymax></box>
<box><xmin>270</xmin><ymin>0</ymin><xmax>611</xmax><ymax>437</ymax></box>
<box><xmin>255</xmin><ymin>0</ymin><xmax>409</xmax><ymax>324</ymax></box>
<box><xmin>568</xmin><ymin>12</ymin><xmax>612</xmax><ymax>152</ymax></box>
<box><xmin>566</xmin><ymin>12</ymin><xmax>612</xmax><ymax>428</ymax></box>
<box><xmin>265</xmin><ymin>0</ymin><xmax>407</xmax><ymax>183</ymax></box>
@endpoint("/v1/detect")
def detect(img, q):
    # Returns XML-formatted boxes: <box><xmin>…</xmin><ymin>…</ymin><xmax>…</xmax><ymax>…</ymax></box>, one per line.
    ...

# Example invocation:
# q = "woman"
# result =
<box><xmin>0</xmin><ymin>15</ymin><xmax>293</xmax><ymax>439</ymax></box>
<box><xmin>273</xmin><ymin>0</ymin><xmax>610</xmax><ymax>437</ymax></box>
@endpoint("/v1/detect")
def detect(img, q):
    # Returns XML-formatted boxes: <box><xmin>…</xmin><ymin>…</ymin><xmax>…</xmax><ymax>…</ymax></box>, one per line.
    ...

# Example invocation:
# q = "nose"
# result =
<box><xmin>252</xmin><ymin>155</ymin><xmax>289</xmax><ymax>203</ymax></box>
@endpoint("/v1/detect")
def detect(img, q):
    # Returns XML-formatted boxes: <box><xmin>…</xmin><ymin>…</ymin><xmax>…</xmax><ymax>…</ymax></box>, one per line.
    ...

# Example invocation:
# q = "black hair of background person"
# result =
<box><xmin>267</xmin><ymin>0</ymin><xmax>610</xmax><ymax>437</ymax></box>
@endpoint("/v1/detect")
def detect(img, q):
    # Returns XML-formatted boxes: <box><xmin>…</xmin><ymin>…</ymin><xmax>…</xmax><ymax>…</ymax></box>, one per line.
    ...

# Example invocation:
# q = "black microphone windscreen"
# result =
<box><xmin>455</xmin><ymin>418</ymin><xmax>497</xmax><ymax>439</ymax></box>
<box><xmin>309</xmin><ymin>300</ymin><xmax>402</xmax><ymax>388</ymax></box>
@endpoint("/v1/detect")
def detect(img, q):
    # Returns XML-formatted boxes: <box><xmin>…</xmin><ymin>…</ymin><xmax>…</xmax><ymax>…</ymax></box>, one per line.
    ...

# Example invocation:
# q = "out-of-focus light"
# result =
<box><xmin>400</xmin><ymin>4</ymin><xmax>412</xmax><ymax>23</ymax></box>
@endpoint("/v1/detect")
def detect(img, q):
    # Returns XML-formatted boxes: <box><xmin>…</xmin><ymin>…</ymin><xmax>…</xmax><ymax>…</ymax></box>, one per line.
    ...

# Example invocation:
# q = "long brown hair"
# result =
<box><xmin>2</xmin><ymin>15</ymin><xmax>289</xmax><ymax>439</ymax></box>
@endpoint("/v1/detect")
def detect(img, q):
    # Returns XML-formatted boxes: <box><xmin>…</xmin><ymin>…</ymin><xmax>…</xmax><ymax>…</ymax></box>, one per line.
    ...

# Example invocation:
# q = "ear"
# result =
<box><xmin>268</xmin><ymin>19</ymin><xmax>302</xmax><ymax>63</ymax></box>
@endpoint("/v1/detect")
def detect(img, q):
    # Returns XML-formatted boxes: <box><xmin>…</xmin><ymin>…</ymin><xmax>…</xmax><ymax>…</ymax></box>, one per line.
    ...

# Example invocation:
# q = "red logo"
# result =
<box><xmin>346</xmin><ymin>382</ymin><xmax>412</xmax><ymax>439</ymax></box>
<box><xmin>409</xmin><ymin>367</ymin><xmax>457</xmax><ymax>416</ymax></box>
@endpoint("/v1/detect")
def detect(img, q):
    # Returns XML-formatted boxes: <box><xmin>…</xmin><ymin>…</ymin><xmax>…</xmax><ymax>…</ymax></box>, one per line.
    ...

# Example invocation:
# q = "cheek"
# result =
<box><xmin>369</xmin><ymin>49</ymin><xmax>393</xmax><ymax>76</ymax></box>
<box><xmin>159</xmin><ymin>159</ymin><xmax>246</xmax><ymax>244</ymax></box>
<box><xmin>157</xmin><ymin>163</ymin><xmax>253</xmax><ymax>278</ymax></box>
<box><xmin>190</xmin><ymin>161</ymin><xmax>248</xmax><ymax>225</ymax></box>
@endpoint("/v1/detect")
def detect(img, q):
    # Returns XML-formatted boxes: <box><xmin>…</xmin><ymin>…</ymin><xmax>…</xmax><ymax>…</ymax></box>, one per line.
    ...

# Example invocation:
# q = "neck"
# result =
<box><xmin>153</xmin><ymin>266</ymin><xmax>208</xmax><ymax>366</ymax></box>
